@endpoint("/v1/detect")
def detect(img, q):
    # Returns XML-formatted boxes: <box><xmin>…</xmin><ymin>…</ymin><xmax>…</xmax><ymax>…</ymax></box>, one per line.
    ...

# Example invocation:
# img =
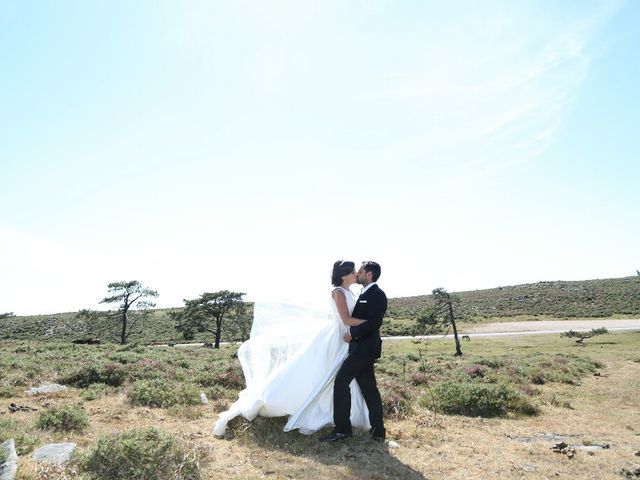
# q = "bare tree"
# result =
<box><xmin>415</xmin><ymin>288</ymin><xmax>463</xmax><ymax>356</ymax></box>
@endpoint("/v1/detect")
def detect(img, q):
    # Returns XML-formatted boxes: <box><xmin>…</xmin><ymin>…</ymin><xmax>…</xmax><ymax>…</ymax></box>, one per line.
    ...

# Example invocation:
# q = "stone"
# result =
<box><xmin>0</xmin><ymin>439</ymin><xmax>18</xmax><ymax>480</ymax></box>
<box><xmin>388</xmin><ymin>441</ymin><xmax>400</xmax><ymax>449</ymax></box>
<box><xmin>26</xmin><ymin>384</ymin><xmax>68</xmax><ymax>396</ymax></box>
<box><xmin>32</xmin><ymin>443</ymin><xmax>76</xmax><ymax>465</ymax></box>
<box><xmin>574</xmin><ymin>444</ymin><xmax>610</xmax><ymax>453</ymax></box>
<box><xmin>200</xmin><ymin>392</ymin><xmax>208</xmax><ymax>404</ymax></box>
<box><xmin>517</xmin><ymin>464</ymin><xmax>537</xmax><ymax>472</ymax></box>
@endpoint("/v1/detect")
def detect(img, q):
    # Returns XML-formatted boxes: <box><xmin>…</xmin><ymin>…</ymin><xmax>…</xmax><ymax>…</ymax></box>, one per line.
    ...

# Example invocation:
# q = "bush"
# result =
<box><xmin>35</xmin><ymin>404</ymin><xmax>90</xmax><ymax>431</ymax></box>
<box><xmin>80</xmin><ymin>383</ymin><xmax>111</xmax><ymax>401</ymax></box>
<box><xmin>81</xmin><ymin>428</ymin><xmax>200</xmax><ymax>480</ymax></box>
<box><xmin>0</xmin><ymin>418</ymin><xmax>39</xmax><ymax>454</ymax></box>
<box><xmin>59</xmin><ymin>363</ymin><xmax>127</xmax><ymax>388</ymax></box>
<box><xmin>214</xmin><ymin>367</ymin><xmax>244</xmax><ymax>390</ymax></box>
<box><xmin>128</xmin><ymin>380</ymin><xmax>201</xmax><ymax>408</ymax></box>
<box><xmin>429</xmin><ymin>381</ymin><xmax>538</xmax><ymax>417</ymax></box>
<box><xmin>405</xmin><ymin>353</ymin><xmax>420</xmax><ymax>362</ymax></box>
<box><xmin>204</xmin><ymin>384</ymin><xmax>231</xmax><ymax>401</ymax></box>
<box><xmin>0</xmin><ymin>385</ymin><xmax>14</xmax><ymax>398</ymax></box>
<box><xmin>128</xmin><ymin>359</ymin><xmax>166</xmax><ymax>381</ymax></box>
<box><xmin>380</xmin><ymin>380</ymin><xmax>412</xmax><ymax>419</ymax></box>
<box><xmin>464</xmin><ymin>364</ymin><xmax>486</xmax><ymax>378</ymax></box>
<box><xmin>529</xmin><ymin>370</ymin><xmax>546</xmax><ymax>385</ymax></box>
<box><xmin>410</xmin><ymin>372</ymin><xmax>431</xmax><ymax>385</ymax></box>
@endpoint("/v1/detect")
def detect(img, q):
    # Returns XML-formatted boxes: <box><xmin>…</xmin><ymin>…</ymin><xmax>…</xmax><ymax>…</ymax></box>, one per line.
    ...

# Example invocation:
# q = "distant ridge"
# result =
<box><xmin>2</xmin><ymin>276</ymin><xmax>639</xmax><ymax>343</ymax></box>
<box><xmin>387</xmin><ymin>276</ymin><xmax>640</xmax><ymax>320</ymax></box>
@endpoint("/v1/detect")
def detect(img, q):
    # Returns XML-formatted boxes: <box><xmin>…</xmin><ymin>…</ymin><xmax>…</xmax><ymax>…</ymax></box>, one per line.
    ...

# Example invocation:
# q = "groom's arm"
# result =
<box><xmin>349</xmin><ymin>291</ymin><xmax>387</xmax><ymax>340</ymax></box>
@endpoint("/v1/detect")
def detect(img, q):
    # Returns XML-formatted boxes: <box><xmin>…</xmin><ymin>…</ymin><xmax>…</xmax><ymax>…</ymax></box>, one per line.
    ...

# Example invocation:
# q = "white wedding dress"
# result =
<box><xmin>213</xmin><ymin>287</ymin><xmax>370</xmax><ymax>436</ymax></box>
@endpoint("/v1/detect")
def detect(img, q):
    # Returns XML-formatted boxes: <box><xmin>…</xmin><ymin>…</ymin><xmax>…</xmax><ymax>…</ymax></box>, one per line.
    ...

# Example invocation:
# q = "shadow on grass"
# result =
<box><xmin>224</xmin><ymin>416</ymin><xmax>426</xmax><ymax>479</ymax></box>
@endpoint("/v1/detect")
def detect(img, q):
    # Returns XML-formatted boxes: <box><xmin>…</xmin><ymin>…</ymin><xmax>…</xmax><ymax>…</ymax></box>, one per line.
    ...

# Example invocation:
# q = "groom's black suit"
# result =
<box><xmin>333</xmin><ymin>283</ymin><xmax>387</xmax><ymax>438</ymax></box>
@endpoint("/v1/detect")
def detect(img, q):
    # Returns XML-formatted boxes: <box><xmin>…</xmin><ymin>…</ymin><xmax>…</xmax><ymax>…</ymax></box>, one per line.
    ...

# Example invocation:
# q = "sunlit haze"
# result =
<box><xmin>1</xmin><ymin>1</ymin><xmax>639</xmax><ymax>315</ymax></box>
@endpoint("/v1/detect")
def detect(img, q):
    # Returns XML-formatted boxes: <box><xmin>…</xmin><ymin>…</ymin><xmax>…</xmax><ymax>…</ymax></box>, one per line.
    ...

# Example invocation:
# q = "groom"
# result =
<box><xmin>320</xmin><ymin>261</ymin><xmax>387</xmax><ymax>442</ymax></box>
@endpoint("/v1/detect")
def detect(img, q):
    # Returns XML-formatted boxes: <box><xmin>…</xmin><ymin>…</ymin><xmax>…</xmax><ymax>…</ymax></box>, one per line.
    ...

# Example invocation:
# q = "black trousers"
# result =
<box><xmin>333</xmin><ymin>353</ymin><xmax>384</xmax><ymax>435</ymax></box>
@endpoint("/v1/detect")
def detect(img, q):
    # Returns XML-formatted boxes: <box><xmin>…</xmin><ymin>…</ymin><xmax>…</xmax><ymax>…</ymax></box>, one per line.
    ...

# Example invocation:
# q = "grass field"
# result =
<box><xmin>1</xmin><ymin>329</ymin><xmax>639</xmax><ymax>479</ymax></box>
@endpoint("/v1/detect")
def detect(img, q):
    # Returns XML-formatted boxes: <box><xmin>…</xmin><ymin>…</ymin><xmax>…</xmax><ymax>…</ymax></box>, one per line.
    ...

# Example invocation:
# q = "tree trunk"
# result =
<box><xmin>448</xmin><ymin>303</ymin><xmax>463</xmax><ymax>356</ymax></box>
<box><xmin>214</xmin><ymin>316</ymin><xmax>222</xmax><ymax>349</ymax></box>
<box><xmin>120</xmin><ymin>309</ymin><xmax>128</xmax><ymax>345</ymax></box>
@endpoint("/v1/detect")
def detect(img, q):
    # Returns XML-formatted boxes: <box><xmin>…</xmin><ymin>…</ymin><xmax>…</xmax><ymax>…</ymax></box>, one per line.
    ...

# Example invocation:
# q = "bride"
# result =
<box><xmin>213</xmin><ymin>260</ymin><xmax>371</xmax><ymax>436</ymax></box>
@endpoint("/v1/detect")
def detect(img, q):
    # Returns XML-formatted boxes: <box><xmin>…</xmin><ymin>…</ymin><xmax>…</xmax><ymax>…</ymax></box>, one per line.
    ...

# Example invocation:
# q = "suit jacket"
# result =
<box><xmin>349</xmin><ymin>284</ymin><xmax>387</xmax><ymax>359</ymax></box>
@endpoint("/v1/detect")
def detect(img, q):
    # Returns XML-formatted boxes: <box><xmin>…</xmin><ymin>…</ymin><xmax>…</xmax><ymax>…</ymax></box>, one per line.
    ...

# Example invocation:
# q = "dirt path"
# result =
<box><xmin>382</xmin><ymin>318</ymin><xmax>640</xmax><ymax>342</ymax></box>
<box><xmin>163</xmin><ymin>319</ymin><xmax>640</xmax><ymax>347</ymax></box>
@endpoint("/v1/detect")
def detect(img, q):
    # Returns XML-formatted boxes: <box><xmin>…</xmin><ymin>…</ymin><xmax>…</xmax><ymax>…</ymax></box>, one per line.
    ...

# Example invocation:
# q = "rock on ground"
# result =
<box><xmin>0</xmin><ymin>439</ymin><xmax>18</xmax><ymax>480</ymax></box>
<box><xmin>32</xmin><ymin>443</ymin><xmax>76</xmax><ymax>465</ymax></box>
<box><xmin>25</xmin><ymin>384</ymin><xmax>68</xmax><ymax>395</ymax></box>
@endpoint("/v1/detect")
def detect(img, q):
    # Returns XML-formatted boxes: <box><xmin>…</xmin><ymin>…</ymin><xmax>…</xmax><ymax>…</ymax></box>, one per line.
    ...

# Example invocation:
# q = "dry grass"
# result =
<box><xmin>2</xmin><ymin>332</ymin><xmax>639</xmax><ymax>479</ymax></box>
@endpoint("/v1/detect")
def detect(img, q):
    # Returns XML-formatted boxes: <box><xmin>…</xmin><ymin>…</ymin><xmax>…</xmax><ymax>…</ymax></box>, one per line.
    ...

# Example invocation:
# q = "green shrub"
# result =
<box><xmin>0</xmin><ymin>418</ymin><xmax>39</xmax><ymax>454</ymax></box>
<box><xmin>379</xmin><ymin>380</ymin><xmax>412</xmax><ymax>419</ymax></box>
<box><xmin>529</xmin><ymin>370</ymin><xmax>546</xmax><ymax>384</ymax></box>
<box><xmin>80</xmin><ymin>383</ymin><xmax>111</xmax><ymax>401</ymax></box>
<box><xmin>35</xmin><ymin>404</ymin><xmax>90</xmax><ymax>431</ymax></box>
<box><xmin>0</xmin><ymin>385</ymin><xmax>14</xmax><ymax>398</ymax></box>
<box><xmin>81</xmin><ymin>427</ymin><xmax>200</xmax><ymax>480</ymax></box>
<box><xmin>524</xmin><ymin>354</ymin><xmax>600</xmax><ymax>385</ymax></box>
<box><xmin>127</xmin><ymin>359</ymin><xmax>166</xmax><ymax>381</ymax></box>
<box><xmin>429</xmin><ymin>381</ymin><xmax>538</xmax><ymax>417</ymax></box>
<box><xmin>464</xmin><ymin>364</ymin><xmax>486</xmax><ymax>378</ymax></box>
<box><xmin>214</xmin><ymin>367</ymin><xmax>244</xmax><ymax>390</ymax></box>
<box><xmin>59</xmin><ymin>363</ymin><xmax>127</xmax><ymax>388</ymax></box>
<box><xmin>204</xmin><ymin>384</ymin><xmax>231</xmax><ymax>401</ymax></box>
<box><xmin>108</xmin><ymin>351</ymin><xmax>141</xmax><ymax>364</ymax></box>
<box><xmin>405</xmin><ymin>353</ymin><xmax>420</xmax><ymax>362</ymax></box>
<box><xmin>128</xmin><ymin>379</ymin><xmax>200</xmax><ymax>408</ymax></box>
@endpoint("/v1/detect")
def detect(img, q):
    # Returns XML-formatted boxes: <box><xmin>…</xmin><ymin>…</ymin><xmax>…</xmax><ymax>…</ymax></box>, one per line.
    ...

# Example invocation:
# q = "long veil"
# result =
<box><xmin>238</xmin><ymin>302</ymin><xmax>333</xmax><ymax>391</ymax></box>
<box><xmin>213</xmin><ymin>302</ymin><xmax>336</xmax><ymax>436</ymax></box>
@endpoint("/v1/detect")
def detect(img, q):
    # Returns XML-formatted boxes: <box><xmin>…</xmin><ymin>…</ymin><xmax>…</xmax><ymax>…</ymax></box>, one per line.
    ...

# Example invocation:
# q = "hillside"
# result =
<box><xmin>388</xmin><ymin>275</ymin><xmax>640</xmax><ymax>320</ymax></box>
<box><xmin>1</xmin><ymin>276</ymin><xmax>638</xmax><ymax>343</ymax></box>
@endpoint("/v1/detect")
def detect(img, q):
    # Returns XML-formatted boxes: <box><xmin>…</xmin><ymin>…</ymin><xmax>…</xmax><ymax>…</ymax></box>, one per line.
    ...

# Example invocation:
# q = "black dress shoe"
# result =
<box><xmin>319</xmin><ymin>431</ymin><xmax>352</xmax><ymax>442</ymax></box>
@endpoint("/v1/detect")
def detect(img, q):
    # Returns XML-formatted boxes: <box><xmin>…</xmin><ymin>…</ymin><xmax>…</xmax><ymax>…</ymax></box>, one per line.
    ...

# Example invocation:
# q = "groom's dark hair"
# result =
<box><xmin>332</xmin><ymin>260</ymin><xmax>355</xmax><ymax>287</ymax></box>
<box><xmin>362</xmin><ymin>261</ymin><xmax>381</xmax><ymax>282</ymax></box>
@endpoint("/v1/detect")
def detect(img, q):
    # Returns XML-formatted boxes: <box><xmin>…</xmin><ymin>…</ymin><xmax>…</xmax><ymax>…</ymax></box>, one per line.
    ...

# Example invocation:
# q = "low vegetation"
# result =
<box><xmin>128</xmin><ymin>379</ymin><xmax>201</xmax><ymax>408</ymax></box>
<box><xmin>388</xmin><ymin>275</ymin><xmax>640</xmax><ymax>321</ymax></box>
<box><xmin>0</xmin><ymin>328</ymin><xmax>638</xmax><ymax>478</ymax></box>
<box><xmin>0</xmin><ymin>417</ymin><xmax>39</xmax><ymax>455</ymax></box>
<box><xmin>81</xmin><ymin>427</ymin><xmax>201</xmax><ymax>480</ymax></box>
<box><xmin>35</xmin><ymin>405</ymin><xmax>90</xmax><ymax>432</ymax></box>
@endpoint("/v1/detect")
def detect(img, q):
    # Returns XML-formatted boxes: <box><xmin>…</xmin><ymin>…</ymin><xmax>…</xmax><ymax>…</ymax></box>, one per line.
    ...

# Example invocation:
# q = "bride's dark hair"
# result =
<box><xmin>332</xmin><ymin>260</ymin><xmax>355</xmax><ymax>287</ymax></box>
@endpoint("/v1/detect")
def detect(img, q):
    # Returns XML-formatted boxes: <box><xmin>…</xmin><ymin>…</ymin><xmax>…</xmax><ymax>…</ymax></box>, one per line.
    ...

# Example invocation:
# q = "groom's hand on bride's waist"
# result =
<box><xmin>343</xmin><ymin>332</ymin><xmax>352</xmax><ymax>343</ymax></box>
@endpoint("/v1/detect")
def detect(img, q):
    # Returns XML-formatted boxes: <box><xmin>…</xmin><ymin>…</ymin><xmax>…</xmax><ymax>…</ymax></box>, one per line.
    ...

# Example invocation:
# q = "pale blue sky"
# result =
<box><xmin>1</xmin><ymin>1</ymin><xmax>639</xmax><ymax>315</ymax></box>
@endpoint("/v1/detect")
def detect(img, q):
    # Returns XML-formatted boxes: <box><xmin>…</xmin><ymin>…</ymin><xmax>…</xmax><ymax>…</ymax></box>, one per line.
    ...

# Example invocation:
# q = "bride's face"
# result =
<box><xmin>342</xmin><ymin>270</ymin><xmax>357</xmax><ymax>286</ymax></box>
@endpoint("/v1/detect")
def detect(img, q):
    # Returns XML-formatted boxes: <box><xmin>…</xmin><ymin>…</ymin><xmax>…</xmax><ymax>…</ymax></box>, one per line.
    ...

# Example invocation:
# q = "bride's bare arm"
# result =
<box><xmin>333</xmin><ymin>289</ymin><xmax>367</xmax><ymax>326</ymax></box>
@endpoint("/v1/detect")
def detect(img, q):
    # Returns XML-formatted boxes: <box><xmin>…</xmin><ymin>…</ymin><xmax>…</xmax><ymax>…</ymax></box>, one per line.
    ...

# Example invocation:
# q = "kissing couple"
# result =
<box><xmin>213</xmin><ymin>260</ymin><xmax>387</xmax><ymax>442</ymax></box>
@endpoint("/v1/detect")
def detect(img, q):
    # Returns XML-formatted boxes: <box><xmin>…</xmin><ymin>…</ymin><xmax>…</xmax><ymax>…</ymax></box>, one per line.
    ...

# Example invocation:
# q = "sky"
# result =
<box><xmin>1</xmin><ymin>0</ymin><xmax>639</xmax><ymax>316</ymax></box>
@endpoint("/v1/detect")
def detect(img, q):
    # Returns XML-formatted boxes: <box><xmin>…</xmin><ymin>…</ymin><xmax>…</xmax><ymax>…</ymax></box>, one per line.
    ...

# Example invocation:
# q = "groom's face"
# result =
<box><xmin>356</xmin><ymin>266</ymin><xmax>371</xmax><ymax>286</ymax></box>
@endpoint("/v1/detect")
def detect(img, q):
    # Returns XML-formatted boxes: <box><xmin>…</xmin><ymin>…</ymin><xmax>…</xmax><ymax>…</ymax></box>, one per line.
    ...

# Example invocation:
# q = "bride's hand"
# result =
<box><xmin>343</xmin><ymin>332</ymin><xmax>352</xmax><ymax>343</ymax></box>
